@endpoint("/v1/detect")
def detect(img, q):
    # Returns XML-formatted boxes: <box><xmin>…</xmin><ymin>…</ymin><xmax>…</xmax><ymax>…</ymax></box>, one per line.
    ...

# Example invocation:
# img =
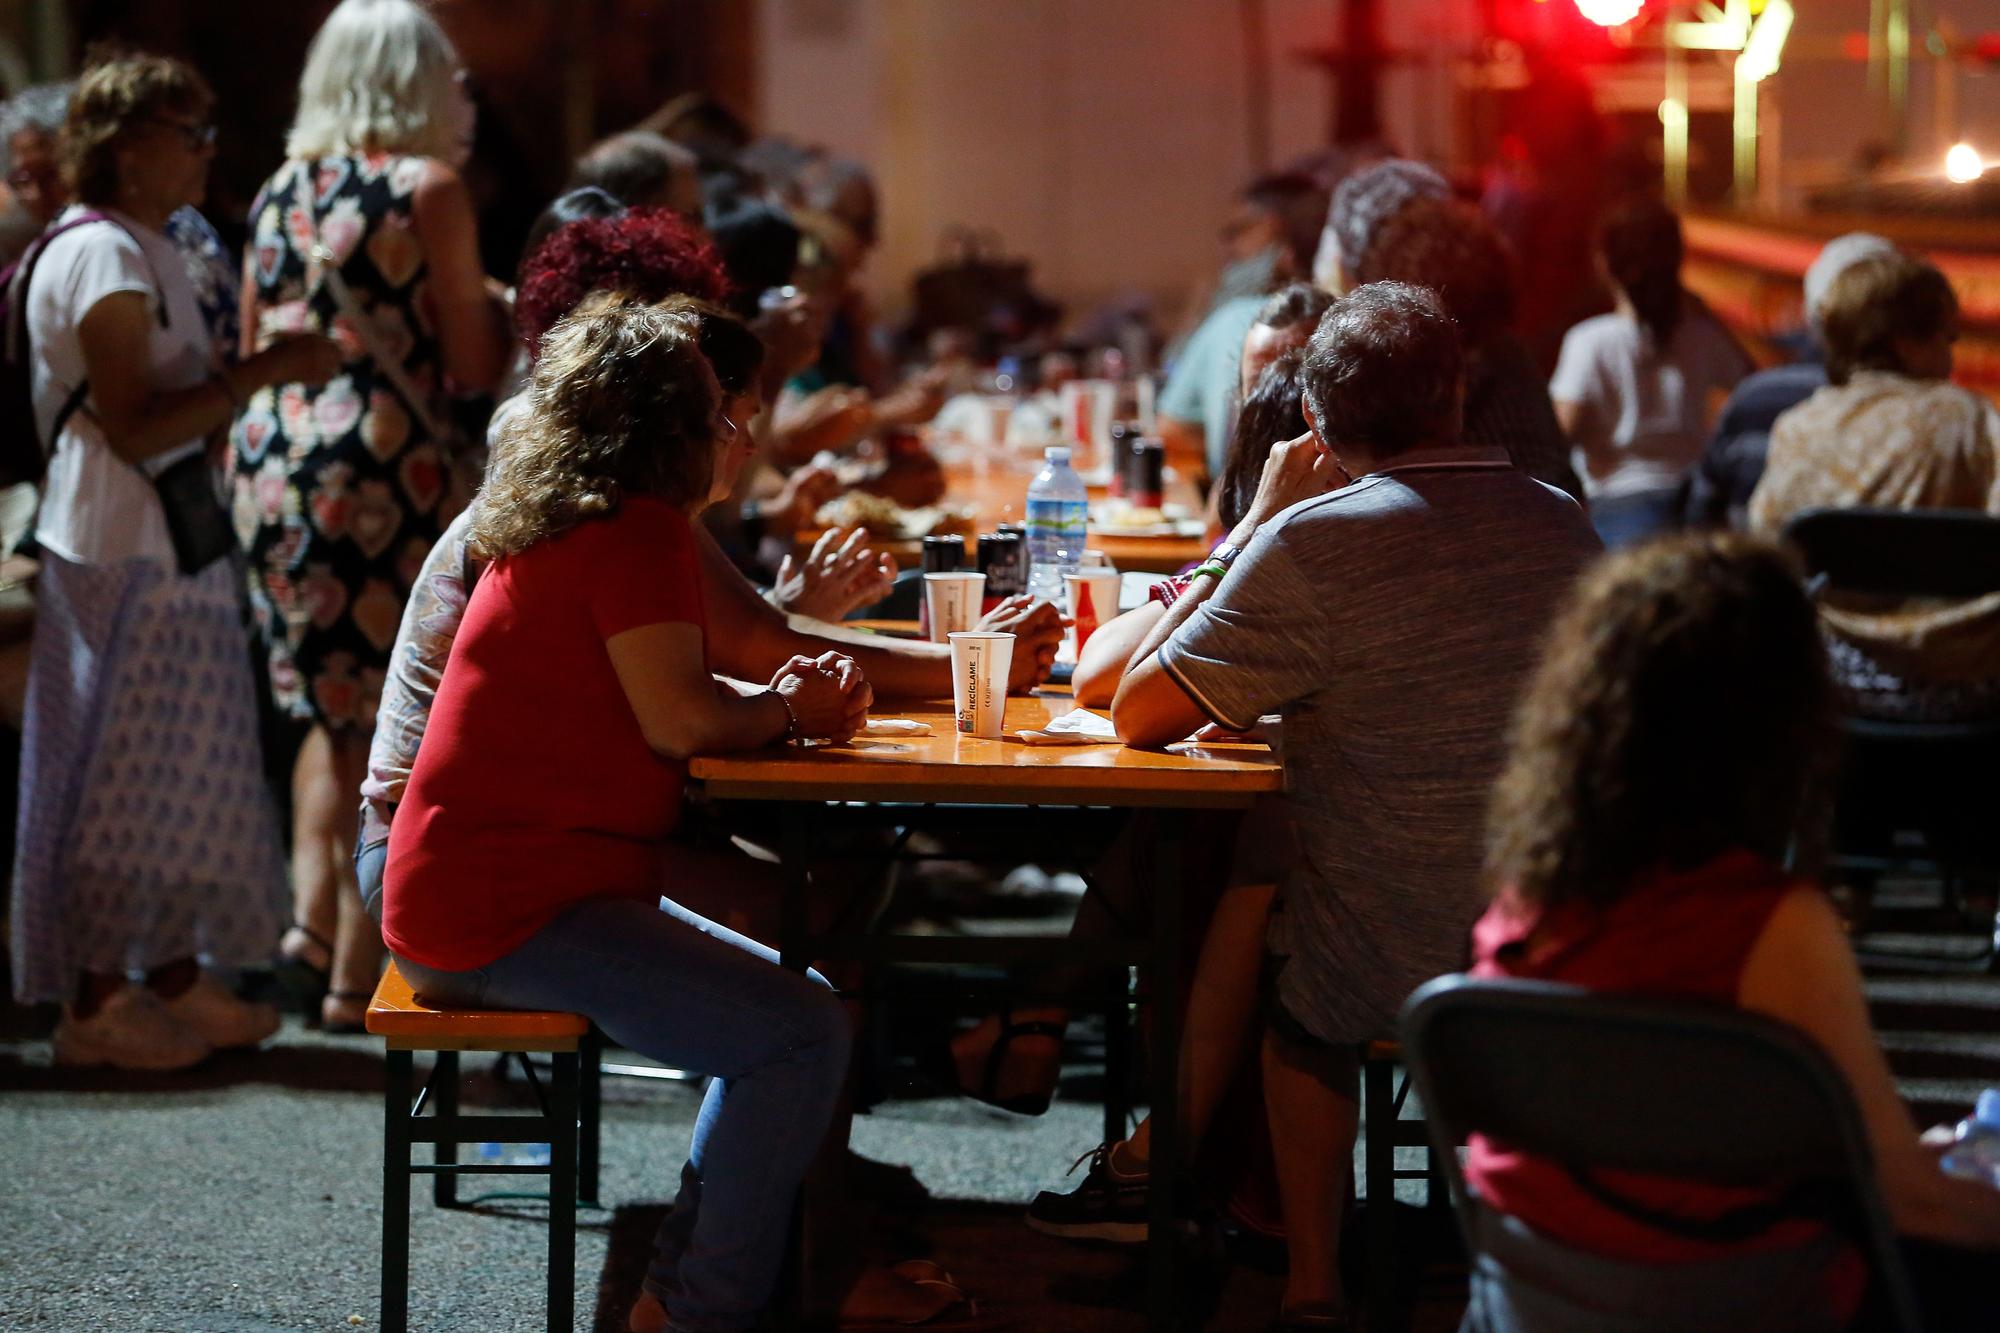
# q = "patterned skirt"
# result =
<box><xmin>9</xmin><ymin>552</ymin><xmax>287</xmax><ymax>1003</ymax></box>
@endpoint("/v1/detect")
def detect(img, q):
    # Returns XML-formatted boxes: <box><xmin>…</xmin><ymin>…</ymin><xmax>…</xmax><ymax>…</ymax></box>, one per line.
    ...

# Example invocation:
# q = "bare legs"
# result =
<box><xmin>1123</xmin><ymin>881</ymin><xmax>1276</xmax><ymax>1168</ymax></box>
<box><xmin>283</xmin><ymin>724</ymin><xmax>380</xmax><ymax>1027</ymax></box>
<box><xmin>1262</xmin><ymin>1029</ymin><xmax>1359</xmax><ymax>1317</ymax></box>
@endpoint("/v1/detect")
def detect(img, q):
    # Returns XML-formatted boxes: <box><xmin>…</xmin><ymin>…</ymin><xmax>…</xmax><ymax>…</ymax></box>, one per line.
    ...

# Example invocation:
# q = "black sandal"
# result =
<box><xmin>321</xmin><ymin>988</ymin><xmax>372</xmax><ymax>1036</ymax></box>
<box><xmin>274</xmin><ymin>924</ymin><xmax>333</xmax><ymax>1018</ymax></box>
<box><xmin>921</xmin><ymin>1008</ymin><xmax>1064</xmax><ymax>1116</ymax></box>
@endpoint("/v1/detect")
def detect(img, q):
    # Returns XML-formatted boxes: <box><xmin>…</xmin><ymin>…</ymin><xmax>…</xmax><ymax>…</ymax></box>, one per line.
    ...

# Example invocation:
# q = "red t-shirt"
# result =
<box><xmin>1463</xmin><ymin>851</ymin><xmax>1864</xmax><ymax>1313</ymax></box>
<box><xmin>383</xmin><ymin>497</ymin><xmax>706</xmax><ymax>972</ymax></box>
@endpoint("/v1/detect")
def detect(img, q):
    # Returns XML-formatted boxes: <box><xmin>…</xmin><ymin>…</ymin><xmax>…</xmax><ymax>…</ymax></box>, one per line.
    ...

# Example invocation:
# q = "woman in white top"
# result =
<box><xmin>9</xmin><ymin>55</ymin><xmax>339</xmax><ymax>1071</ymax></box>
<box><xmin>1551</xmin><ymin>195</ymin><xmax>1751</xmax><ymax>548</ymax></box>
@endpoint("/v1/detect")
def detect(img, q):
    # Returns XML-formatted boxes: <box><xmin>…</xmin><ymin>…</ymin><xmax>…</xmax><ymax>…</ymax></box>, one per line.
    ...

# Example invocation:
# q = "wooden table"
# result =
<box><xmin>800</xmin><ymin>452</ymin><xmax>1214</xmax><ymax>576</ymax></box>
<box><xmin>690</xmin><ymin>692</ymin><xmax>1279</xmax><ymax>1330</ymax></box>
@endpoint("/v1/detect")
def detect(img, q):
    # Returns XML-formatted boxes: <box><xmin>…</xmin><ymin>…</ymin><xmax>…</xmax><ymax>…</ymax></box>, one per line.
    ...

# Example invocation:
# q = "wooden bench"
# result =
<box><xmin>367</xmin><ymin>961</ymin><xmax>601</xmax><ymax>1333</ymax></box>
<box><xmin>1360</xmin><ymin>1039</ymin><xmax>1450</xmax><ymax>1333</ymax></box>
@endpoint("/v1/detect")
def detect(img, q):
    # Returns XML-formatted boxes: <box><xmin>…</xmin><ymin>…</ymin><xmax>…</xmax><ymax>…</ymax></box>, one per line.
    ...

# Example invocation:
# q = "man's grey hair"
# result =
<box><xmin>0</xmin><ymin>81</ymin><xmax>73</xmax><ymax>174</ymax></box>
<box><xmin>1803</xmin><ymin>232</ymin><xmax>1898</xmax><ymax>338</ymax></box>
<box><xmin>1301</xmin><ymin>281</ymin><xmax>1463</xmax><ymax>460</ymax></box>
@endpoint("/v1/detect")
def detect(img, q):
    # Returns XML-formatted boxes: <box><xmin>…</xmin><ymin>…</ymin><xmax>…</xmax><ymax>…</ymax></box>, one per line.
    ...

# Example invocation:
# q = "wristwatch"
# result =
<box><xmin>1209</xmin><ymin>544</ymin><xmax>1242</xmax><ymax>570</ymax></box>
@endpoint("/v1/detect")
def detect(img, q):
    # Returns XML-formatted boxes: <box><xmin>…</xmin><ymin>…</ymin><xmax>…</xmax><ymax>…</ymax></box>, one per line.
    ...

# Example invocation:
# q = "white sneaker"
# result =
<box><xmin>159</xmin><ymin>975</ymin><xmax>281</xmax><ymax>1050</ymax></box>
<box><xmin>53</xmin><ymin>986</ymin><xmax>212</xmax><ymax>1071</ymax></box>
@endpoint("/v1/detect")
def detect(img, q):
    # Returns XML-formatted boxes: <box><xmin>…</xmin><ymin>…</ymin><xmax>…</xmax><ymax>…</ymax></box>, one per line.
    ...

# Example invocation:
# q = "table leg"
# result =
<box><xmin>1103</xmin><ymin>966</ymin><xmax>1132</xmax><ymax>1146</ymax></box>
<box><xmin>774</xmin><ymin>800</ymin><xmax>814</xmax><ymax>1333</ymax></box>
<box><xmin>432</xmin><ymin>1050</ymin><xmax>459</xmax><ymax>1209</ymax></box>
<box><xmin>381</xmin><ymin>1049</ymin><xmax>412</xmax><ymax>1333</ymax></box>
<box><xmin>1147</xmin><ymin>821</ymin><xmax>1186</xmax><ymax>1330</ymax></box>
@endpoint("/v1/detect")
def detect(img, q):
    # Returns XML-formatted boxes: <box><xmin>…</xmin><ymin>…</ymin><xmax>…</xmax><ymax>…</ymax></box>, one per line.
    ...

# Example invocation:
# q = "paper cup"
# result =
<box><xmin>1064</xmin><ymin>569</ymin><xmax>1124</xmax><ymax>659</ymax></box>
<box><xmin>949</xmin><ymin>631</ymin><xmax>1015</xmax><ymax>737</ymax></box>
<box><xmin>923</xmin><ymin>571</ymin><xmax>986</xmax><ymax>643</ymax></box>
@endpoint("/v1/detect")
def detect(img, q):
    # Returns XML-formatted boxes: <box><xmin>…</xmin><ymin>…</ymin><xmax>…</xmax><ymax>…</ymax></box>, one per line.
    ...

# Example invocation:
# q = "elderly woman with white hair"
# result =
<box><xmin>233</xmin><ymin>0</ymin><xmax>512</xmax><ymax>1032</ymax></box>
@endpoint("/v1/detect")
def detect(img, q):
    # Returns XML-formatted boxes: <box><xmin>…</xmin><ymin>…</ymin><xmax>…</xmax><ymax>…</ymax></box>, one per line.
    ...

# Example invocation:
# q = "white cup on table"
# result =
<box><xmin>949</xmin><ymin>631</ymin><xmax>1014</xmax><ymax>737</ymax></box>
<box><xmin>923</xmin><ymin>571</ymin><xmax>985</xmax><ymax>643</ymax></box>
<box><xmin>1063</xmin><ymin>568</ymin><xmax>1124</xmax><ymax>659</ymax></box>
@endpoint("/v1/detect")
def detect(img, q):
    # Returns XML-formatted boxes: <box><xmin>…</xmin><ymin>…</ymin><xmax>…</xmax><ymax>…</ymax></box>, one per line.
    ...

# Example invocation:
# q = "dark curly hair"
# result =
<box><xmin>472</xmin><ymin>293</ymin><xmax>725</xmax><ymax>560</ymax></box>
<box><xmin>514</xmin><ymin>207</ymin><xmax>731</xmax><ymax>361</ymax></box>
<box><xmin>1355</xmin><ymin>196</ymin><xmax>1517</xmax><ymax>351</ymax></box>
<box><xmin>1486</xmin><ymin>533</ymin><xmax>1838</xmax><ymax>910</ymax></box>
<box><xmin>1217</xmin><ymin>350</ymin><xmax>1308</xmax><ymax>532</ymax></box>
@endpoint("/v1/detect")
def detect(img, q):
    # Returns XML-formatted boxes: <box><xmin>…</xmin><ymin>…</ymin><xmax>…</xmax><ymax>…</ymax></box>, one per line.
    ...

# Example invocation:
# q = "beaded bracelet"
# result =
<box><xmin>769</xmin><ymin>688</ymin><xmax>800</xmax><ymax>741</ymax></box>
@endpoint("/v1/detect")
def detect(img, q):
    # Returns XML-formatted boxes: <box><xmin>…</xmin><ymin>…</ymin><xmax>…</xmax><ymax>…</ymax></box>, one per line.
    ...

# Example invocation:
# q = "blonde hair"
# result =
<box><xmin>286</xmin><ymin>0</ymin><xmax>461</xmax><ymax>161</ymax></box>
<box><xmin>63</xmin><ymin>54</ymin><xmax>212</xmax><ymax>207</ymax></box>
<box><xmin>471</xmin><ymin>293</ymin><xmax>723</xmax><ymax>561</ymax></box>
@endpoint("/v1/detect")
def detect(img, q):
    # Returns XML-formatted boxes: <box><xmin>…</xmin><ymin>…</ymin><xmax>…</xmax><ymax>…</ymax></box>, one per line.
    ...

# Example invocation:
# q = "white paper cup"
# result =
<box><xmin>949</xmin><ymin>631</ymin><xmax>1015</xmax><ymax>737</ymax></box>
<box><xmin>1064</xmin><ymin>569</ymin><xmax>1125</xmax><ymax>659</ymax></box>
<box><xmin>923</xmin><ymin>571</ymin><xmax>986</xmax><ymax>643</ymax></box>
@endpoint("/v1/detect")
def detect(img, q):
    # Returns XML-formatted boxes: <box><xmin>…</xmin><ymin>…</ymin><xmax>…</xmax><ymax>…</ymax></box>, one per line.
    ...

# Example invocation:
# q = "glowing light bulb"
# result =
<box><xmin>1575</xmin><ymin>0</ymin><xmax>1645</xmax><ymax>26</ymax></box>
<box><xmin>1945</xmin><ymin>143</ymin><xmax>1984</xmax><ymax>184</ymax></box>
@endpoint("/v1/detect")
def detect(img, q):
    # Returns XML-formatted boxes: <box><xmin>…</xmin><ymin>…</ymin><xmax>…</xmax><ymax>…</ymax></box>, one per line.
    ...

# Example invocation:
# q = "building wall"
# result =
<box><xmin>757</xmin><ymin>0</ymin><xmax>1481</xmax><ymax>329</ymax></box>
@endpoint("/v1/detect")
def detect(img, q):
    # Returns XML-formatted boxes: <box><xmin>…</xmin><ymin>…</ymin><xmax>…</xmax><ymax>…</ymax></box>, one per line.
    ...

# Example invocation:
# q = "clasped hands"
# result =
<box><xmin>770</xmin><ymin>651</ymin><xmax>872</xmax><ymax>744</ymax></box>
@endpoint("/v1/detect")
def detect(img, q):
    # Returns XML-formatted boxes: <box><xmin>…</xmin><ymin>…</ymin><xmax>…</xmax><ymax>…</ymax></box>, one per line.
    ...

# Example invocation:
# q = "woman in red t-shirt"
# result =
<box><xmin>1469</xmin><ymin>533</ymin><xmax>2000</xmax><ymax>1330</ymax></box>
<box><xmin>383</xmin><ymin>294</ymin><xmax>868</xmax><ymax>1333</ymax></box>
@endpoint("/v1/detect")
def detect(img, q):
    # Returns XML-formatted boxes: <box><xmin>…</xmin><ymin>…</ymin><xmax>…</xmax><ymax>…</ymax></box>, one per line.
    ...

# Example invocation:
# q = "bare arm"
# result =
<box><xmin>411</xmin><ymin>159</ymin><xmax>511</xmax><ymax>392</ymax></box>
<box><xmin>78</xmin><ymin>292</ymin><xmax>338</xmax><ymax>465</ymax></box>
<box><xmin>695</xmin><ymin>525</ymin><xmax>1060</xmax><ymax>696</ymax></box>
<box><xmin>1072</xmin><ymin>601</ymin><xmax>1164</xmax><ymax>707</ymax></box>
<box><xmin>1110</xmin><ymin>573</ymin><xmax>1219</xmax><ymax>747</ymax></box>
<box><xmin>606</xmin><ymin>623</ymin><xmax>866</xmax><ymax>757</ymax></box>
<box><xmin>1739</xmin><ymin>887</ymin><xmax>2000</xmax><ymax>1249</ymax></box>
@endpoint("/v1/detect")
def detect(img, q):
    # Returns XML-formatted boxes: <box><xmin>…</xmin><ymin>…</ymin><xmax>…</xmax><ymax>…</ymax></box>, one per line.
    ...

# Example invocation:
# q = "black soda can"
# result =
<box><xmin>994</xmin><ymin>522</ymin><xmax>1030</xmax><ymax>595</ymax></box>
<box><xmin>921</xmin><ymin>534</ymin><xmax>965</xmax><ymax>573</ymax></box>
<box><xmin>918</xmin><ymin>535</ymin><xmax>965</xmax><ymax>636</ymax></box>
<box><xmin>978</xmin><ymin>531</ymin><xmax>1023</xmax><ymax>612</ymax></box>
<box><xmin>1128</xmin><ymin>437</ymin><xmax>1166</xmax><ymax>510</ymax></box>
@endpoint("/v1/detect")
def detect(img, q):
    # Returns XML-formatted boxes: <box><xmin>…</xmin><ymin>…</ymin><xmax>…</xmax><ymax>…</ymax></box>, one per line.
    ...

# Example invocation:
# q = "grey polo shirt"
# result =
<box><xmin>1159</xmin><ymin>448</ymin><xmax>1601</xmax><ymax>1044</ymax></box>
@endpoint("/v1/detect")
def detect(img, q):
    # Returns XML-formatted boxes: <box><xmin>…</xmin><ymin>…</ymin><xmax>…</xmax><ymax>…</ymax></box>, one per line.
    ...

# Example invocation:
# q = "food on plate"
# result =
<box><xmin>813</xmin><ymin>491</ymin><xmax>974</xmax><ymax>541</ymax></box>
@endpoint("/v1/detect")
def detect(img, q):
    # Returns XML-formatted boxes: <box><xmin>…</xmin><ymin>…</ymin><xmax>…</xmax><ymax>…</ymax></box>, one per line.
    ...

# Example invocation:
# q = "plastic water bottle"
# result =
<box><xmin>474</xmin><ymin>1140</ymin><xmax>552</xmax><ymax>1168</ymax></box>
<box><xmin>1025</xmin><ymin>446</ymin><xmax>1089</xmax><ymax>601</ymax></box>
<box><xmin>1941</xmin><ymin>1089</ymin><xmax>2000</xmax><ymax>1188</ymax></box>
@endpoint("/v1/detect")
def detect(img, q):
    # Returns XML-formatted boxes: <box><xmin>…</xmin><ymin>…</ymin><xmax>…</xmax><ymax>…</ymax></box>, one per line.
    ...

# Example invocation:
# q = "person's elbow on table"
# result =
<box><xmin>1073</xmin><ymin>603</ymin><xmax>1163</xmax><ymax>708</ymax></box>
<box><xmin>1111</xmin><ymin>651</ymin><xmax>1205</xmax><ymax>749</ymax></box>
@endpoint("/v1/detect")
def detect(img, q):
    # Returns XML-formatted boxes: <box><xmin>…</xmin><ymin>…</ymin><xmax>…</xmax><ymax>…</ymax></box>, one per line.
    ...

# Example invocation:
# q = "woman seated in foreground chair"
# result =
<box><xmin>1471</xmin><ymin>533</ymin><xmax>2000</xmax><ymax>1332</ymax></box>
<box><xmin>383</xmin><ymin>295</ymin><xmax>868</xmax><ymax>1333</ymax></box>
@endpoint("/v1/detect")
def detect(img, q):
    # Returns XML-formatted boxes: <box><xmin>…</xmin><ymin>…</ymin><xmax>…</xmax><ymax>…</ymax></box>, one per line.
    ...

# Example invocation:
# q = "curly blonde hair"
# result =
<box><xmin>1485</xmin><ymin>533</ymin><xmax>1838</xmax><ymax>910</ymax></box>
<box><xmin>62</xmin><ymin>53</ymin><xmax>213</xmax><ymax>207</ymax></box>
<box><xmin>471</xmin><ymin>293</ymin><xmax>723</xmax><ymax>561</ymax></box>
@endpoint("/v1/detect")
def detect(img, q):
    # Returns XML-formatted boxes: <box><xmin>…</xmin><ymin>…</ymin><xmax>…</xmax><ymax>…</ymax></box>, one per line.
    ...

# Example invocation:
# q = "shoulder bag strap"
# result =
<box><xmin>292</xmin><ymin>159</ymin><xmax>452</xmax><ymax>442</ymax></box>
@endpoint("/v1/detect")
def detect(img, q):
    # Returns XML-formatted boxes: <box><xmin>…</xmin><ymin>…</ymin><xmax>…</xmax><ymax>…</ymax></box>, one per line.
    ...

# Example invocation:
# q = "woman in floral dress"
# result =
<box><xmin>233</xmin><ymin>0</ymin><xmax>510</xmax><ymax>1030</ymax></box>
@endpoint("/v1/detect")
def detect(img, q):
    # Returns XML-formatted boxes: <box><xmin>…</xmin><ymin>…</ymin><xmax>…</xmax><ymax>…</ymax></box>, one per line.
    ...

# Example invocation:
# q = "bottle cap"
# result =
<box><xmin>1977</xmin><ymin>1088</ymin><xmax>2000</xmax><ymax>1126</ymax></box>
<box><xmin>1045</xmin><ymin>446</ymin><xmax>1071</xmax><ymax>464</ymax></box>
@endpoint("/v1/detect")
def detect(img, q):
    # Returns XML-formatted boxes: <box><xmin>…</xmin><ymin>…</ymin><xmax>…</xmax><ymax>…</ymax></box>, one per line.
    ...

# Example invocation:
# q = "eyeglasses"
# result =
<box><xmin>148</xmin><ymin>118</ymin><xmax>218</xmax><ymax>150</ymax></box>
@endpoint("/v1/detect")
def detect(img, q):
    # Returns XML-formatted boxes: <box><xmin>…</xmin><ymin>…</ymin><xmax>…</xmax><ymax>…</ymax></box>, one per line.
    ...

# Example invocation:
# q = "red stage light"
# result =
<box><xmin>1575</xmin><ymin>0</ymin><xmax>1644</xmax><ymax>26</ymax></box>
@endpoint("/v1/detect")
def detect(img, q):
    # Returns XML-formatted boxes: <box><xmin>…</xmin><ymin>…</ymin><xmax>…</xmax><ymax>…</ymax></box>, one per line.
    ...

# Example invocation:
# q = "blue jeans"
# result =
<box><xmin>1589</xmin><ymin>488</ymin><xmax>1682</xmax><ymax>549</ymax></box>
<box><xmin>394</xmin><ymin>892</ymin><xmax>850</xmax><ymax>1331</ymax></box>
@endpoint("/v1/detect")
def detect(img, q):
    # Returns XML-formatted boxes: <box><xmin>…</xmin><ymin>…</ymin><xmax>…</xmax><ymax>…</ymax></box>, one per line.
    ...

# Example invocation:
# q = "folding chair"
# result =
<box><xmin>1399</xmin><ymin>975</ymin><xmax>1921</xmax><ymax>1333</ymax></box>
<box><xmin>1784</xmin><ymin>506</ymin><xmax>2000</xmax><ymax>967</ymax></box>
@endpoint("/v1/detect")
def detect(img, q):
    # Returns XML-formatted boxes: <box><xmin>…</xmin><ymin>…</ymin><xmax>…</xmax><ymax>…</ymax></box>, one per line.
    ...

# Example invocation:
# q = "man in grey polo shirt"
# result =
<box><xmin>1116</xmin><ymin>283</ymin><xmax>1600</xmax><ymax>1322</ymax></box>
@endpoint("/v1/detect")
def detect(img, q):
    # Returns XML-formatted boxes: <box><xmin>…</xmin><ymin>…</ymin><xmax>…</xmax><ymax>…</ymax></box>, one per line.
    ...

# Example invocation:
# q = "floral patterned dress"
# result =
<box><xmin>232</xmin><ymin>153</ymin><xmax>463</xmax><ymax>734</ymax></box>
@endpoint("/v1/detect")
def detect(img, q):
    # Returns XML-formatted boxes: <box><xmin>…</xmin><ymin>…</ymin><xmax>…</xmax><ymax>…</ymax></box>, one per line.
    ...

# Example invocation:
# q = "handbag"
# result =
<box><xmin>147</xmin><ymin>447</ymin><xmax>235</xmax><ymax>576</ymax></box>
